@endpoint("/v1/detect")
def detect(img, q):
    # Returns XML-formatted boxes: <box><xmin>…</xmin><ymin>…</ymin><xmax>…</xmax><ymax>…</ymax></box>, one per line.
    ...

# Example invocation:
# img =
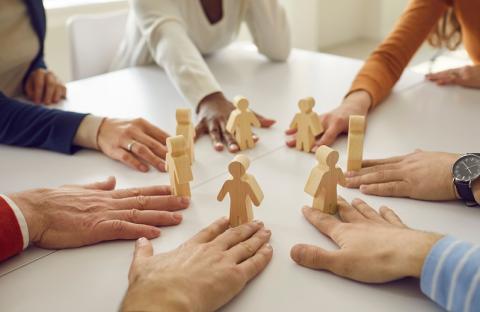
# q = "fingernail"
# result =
<box><xmin>264</xmin><ymin>228</ymin><xmax>271</xmax><ymax>235</ymax></box>
<box><xmin>266</xmin><ymin>243</ymin><xmax>272</xmax><ymax>250</ymax></box>
<box><xmin>140</xmin><ymin>165</ymin><xmax>149</xmax><ymax>172</ymax></box>
<box><xmin>151</xmin><ymin>228</ymin><xmax>161</xmax><ymax>236</ymax></box>
<box><xmin>172</xmin><ymin>212</ymin><xmax>182</xmax><ymax>222</ymax></box>
<box><xmin>137</xmin><ymin>237</ymin><xmax>148</xmax><ymax>246</ymax></box>
<box><xmin>180</xmin><ymin>197</ymin><xmax>190</xmax><ymax>205</ymax></box>
<box><xmin>253</xmin><ymin>220</ymin><xmax>264</xmax><ymax>226</ymax></box>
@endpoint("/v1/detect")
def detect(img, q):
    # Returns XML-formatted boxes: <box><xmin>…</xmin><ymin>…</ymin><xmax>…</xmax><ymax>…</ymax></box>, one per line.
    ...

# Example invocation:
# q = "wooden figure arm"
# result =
<box><xmin>173</xmin><ymin>155</ymin><xmax>193</xmax><ymax>183</ymax></box>
<box><xmin>337</xmin><ymin>167</ymin><xmax>346</xmax><ymax>186</ymax></box>
<box><xmin>246</xmin><ymin>175</ymin><xmax>264</xmax><ymax>206</ymax></box>
<box><xmin>289</xmin><ymin>115</ymin><xmax>299</xmax><ymax>130</ymax></box>
<box><xmin>249</xmin><ymin>112</ymin><xmax>261</xmax><ymax>128</ymax></box>
<box><xmin>217</xmin><ymin>183</ymin><xmax>229</xmax><ymax>201</ymax></box>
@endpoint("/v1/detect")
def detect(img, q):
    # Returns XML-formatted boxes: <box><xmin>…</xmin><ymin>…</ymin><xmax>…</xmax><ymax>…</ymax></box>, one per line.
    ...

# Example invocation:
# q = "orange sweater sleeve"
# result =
<box><xmin>348</xmin><ymin>0</ymin><xmax>448</xmax><ymax>107</ymax></box>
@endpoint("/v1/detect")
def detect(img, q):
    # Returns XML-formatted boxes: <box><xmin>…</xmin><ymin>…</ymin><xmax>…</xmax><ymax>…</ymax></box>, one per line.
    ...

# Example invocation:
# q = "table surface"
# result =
<box><xmin>1</xmin><ymin>43</ymin><xmax>478</xmax><ymax>311</ymax></box>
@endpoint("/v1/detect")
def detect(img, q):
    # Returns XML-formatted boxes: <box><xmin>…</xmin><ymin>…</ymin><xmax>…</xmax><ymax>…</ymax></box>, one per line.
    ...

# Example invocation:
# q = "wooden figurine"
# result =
<box><xmin>289</xmin><ymin>97</ymin><xmax>324</xmax><ymax>152</ymax></box>
<box><xmin>176</xmin><ymin>108</ymin><xmax>195</xmax><ymax>164</ymax></box>
<box><xmin>346</xmin><ymin>115</ymin><xmax>366</xmax><ymax>171</ymax></box>
<box><xmin>217</xmin><ymin>155</ymin><xmax>264</xmax><ymax>227</ymax></box>
<box><xmin>304</xmin><ymin>145</ymin><xmax>346</xmax><ymax>214</ymax></box>
<box><xmin>226</xmin><ymin>96</ymin><xmax>261</xmax><ymax>150</ymax></box>
<box><xmin>165</xmin><ymin>135</ymin><xmax>193</xmax><ymax>197</ymax></box>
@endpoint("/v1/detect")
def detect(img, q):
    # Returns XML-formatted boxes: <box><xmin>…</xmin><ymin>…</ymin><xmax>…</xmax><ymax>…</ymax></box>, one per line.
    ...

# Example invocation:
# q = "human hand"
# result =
<box><xmin>286</xmin><ymin>90</ymin><xmax>370</xmax><ymax>151</ymax></box>
<box><xmin>24</xmin><ymin>68</ymin><xmax>67</xmax><ymax>105</ymax></box>
<box><xmin>345</xmin><ymin>150</ymin><xmax>460</xmax><ymax>201</ymax></box>
<box><xmin>8</xmin><ymin>177</ymin><xmax>189</xmax><ymax>249</ymax></box>
<box><xmin>426</xmin><ymin>65</ymin><xmax>480</xmax><ymax>88</ymax></box>
<box><xmin>290</xmin><ymin>198</ymin><xmax>443</xmax><ymax>283</ymax></box>
<box><xmin>196</xmin><ymin>92</ymin><xmax>275</xmax><ymax>153</ymax></box>
<box><xmin>121</xmin><ymin>218</ymin><xmax>273</xmax><ymax>312</ymax></box>
<box><xmin>97</xmin><ymin>118</ymin><xmax>170</xmax><ymax>172</ymax></box>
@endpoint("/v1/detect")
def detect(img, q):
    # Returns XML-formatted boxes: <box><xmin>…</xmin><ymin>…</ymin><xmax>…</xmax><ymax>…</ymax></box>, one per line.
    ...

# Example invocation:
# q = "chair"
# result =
<box><xmin>68</xmin><ymin>10</ymin><xmax>128</xmax><ymax>80</ymax></box>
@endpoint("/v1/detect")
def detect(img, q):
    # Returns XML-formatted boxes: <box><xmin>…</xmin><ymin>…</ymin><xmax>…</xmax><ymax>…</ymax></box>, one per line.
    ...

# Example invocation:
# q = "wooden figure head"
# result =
<box><xmin>315</xmin><ymin>145</ymin><xmax>339</xmax><ymax>168</ymax></box>
<box><xmin>176</xmin><ymin>108</ymin><xmax>192</xmax><ymax>124</ymax></box>
<box><xmin>234</xmin><ymin>96</ymin><xmax>249</xmax><ymax>112</ymax></box>
<box><xmin>298</xmin><ymin>97</ymin><xmax>315</xmax><ymax>113</ymax></box>
<box><xmin>166</xmin><ymin>135</ymin><xmax>186</xmax><ymax>157</ymax></box>
<box><xmin>349</xmin><ymin>115</ymin><xmax>365</xmax><ymax>132</ymax></box>
<box><xmin>228</xmin><ymin>154</ymin><xmax>250</xmax><ymax>179</ymax></box>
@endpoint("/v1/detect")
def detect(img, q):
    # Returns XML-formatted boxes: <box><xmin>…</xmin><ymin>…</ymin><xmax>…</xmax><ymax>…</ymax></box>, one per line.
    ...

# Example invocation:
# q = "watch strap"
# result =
<box><xmin>455</xmin><ymin>180</ymin><xmax>476</xmax><ymax>204</ymax></box>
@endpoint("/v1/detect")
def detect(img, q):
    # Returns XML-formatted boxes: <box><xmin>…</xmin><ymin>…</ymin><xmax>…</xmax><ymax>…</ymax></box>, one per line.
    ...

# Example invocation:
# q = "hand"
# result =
<box><xmin>426</xmin><ymin>65</ymin><xmax>480</xmax><ymax>88</ymax></box>
<box><xmin>290</xmin><ymin>198</ymin><xmax>443</xmax><ymax>283</ymax></box>
<box><xmin>345</xmin><ymin>150</ymin><xmax>460</xmax><ymax>200</ymax></box>
<box><xmin>8</xmin><ymin>177</ymin><xmax>189</xmax><ymax>249</ymax></box>
<box><xmin>286</xmin><ymin>90</ymin><xmax>371</xmax><ymax>151</ymax></box>
<box><xmin>24</xmin><ymin>68</ymin><xmax>67</xmax><ymax>105</ymax></box>
<box><xmin>97</xmin><ymin>118</ymin><xmax>170</xmax><ymax>172</ymax></box>
<box><xmin>121</xmin><ymin>219</ymin><xmax>273</xmax><ymax>312</ymax></box>
<box><xmin>196</xmin><ymin>92</ymin><xmax>276</xmax><ymax>153</ymax></box>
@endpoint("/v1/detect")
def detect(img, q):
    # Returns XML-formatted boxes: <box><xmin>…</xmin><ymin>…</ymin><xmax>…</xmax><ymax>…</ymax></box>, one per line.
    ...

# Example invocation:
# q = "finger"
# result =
<box><xmin>219</xmin><ymin>118</ymin><xmax>239</xmax><ymax>153</ymax></box>
<box><xmin>110</xmin><ymin>185</ymin><xmax>172</xmax><ymax>198</ymax></box>
<box><xmin>286</xmin><ymin>138</ymin><xmax>297</xmax><ymax>148</ymax></box>
<box><xmin>130</xmin><ymin>141</ymin><xmax>166</xmax><ymax>172</ymax></box>
<box><xmin>362</xmin><ymin>155</ymin><xmax>406</xmax><ymax>167</ymax></box>
<box><xmin>227</xmin><ymin>227</ymin><xmax>271</xmax><ymax>263</ymax></box>
<box><xmin>252</xmin><ymin>134</ymin><xmax>259</xmax><ymax>143</ymax></box>
<box><xmin>212</xmin><ymin>221</ymin><xmax>264</xmax><ymax>250</ymax></box>
<box><xmin>290</xmin><ymin>244</ymin><xmax>340</xmax><ymax>271</ymax></box>
<box><xmin>360</xmin><ymin>181</ymin><xmax>410</xmax><ymax>198</ymax></box>
<box><xmin>379</xmin><ymin>206</ymin><xmax>406</xmax><ymax>227</ymax></box>
<box><xmin>237</xmin><ymin>243</ymin><xmax>273</xmax><ymax>281</ymax></box>
<box><xmin>107</xmin><ymin>210</ymin><xmax>183</xmax><ymax>226</ymax></box>
<box><xmin>52</xmin><ymin>85</ymin><xmax>65</xmax><ymax>103</ymax></box>
<box><xmin>195</xmin><ymin>119</ymin><xmax>208</xmax><ymax>140</ymax></box>
<box><xmin>188</xmin><ymin>217</ymin><xmax>230</xmax><ymax>245</ymax></box>
<box><xmin>254</xmin><ymin>112</ymin><xmax>276</xmax><ymax>128</ymax></box>
<box><xmin>337</xmin><ymin>196</ymin><xmax>365</xmax><ymax>223</ymax></box>
<box><xmin>128</xmin><ymin>237</ymin><xmax>154</xmax><ymax>282</ymax></box>
<box><xmin>345</xmin><ymin>170</ymin><xmax>403</xmax><ymax>188</ymax></box>
<box><xmin>113</xmin><ymin>195</ymin><xmax>190</xmax><ymax>211</ymax></box>
<box><xmin>314</xmin><ymin>124</ymin><xmax>343</xmax><ymax>148</ymax></box>
<box><xmin>207</xmin><ymin>119</ymin><xmax>224</xmax><ymax>151</ymax></box>
<box><xmin>25</xmin><ymin>77</ymin><xmax>34</xmax><ymax>99</ymax></box>
<box><xmin>82</xmin><ymin>176</ymin><xmax>116</xmax><ymax>191</ymax></box>
<box><xmin>345</xmin><ymin>163</ymin><xmax>399</xmax><ymax>178</ymax></box>
<box><xmin>33</xmin><ymin>71</ymin><xmax>46</xmax><ymax>104</ymax></box>
<box><xmin>114</xmin><ymin>149</ymin><xmax>149</xmax><ymax>172</ymax></box>
<box><xmin>302</xmin><ymin>206</ymin><xmax>341</xmax><ymax>239</ymax></box>
<box><xmin>350</xmin><ymin>198</ymin><xmax>384</xmax><ymax>222</ymax></box>
<box><xmin>142</xmin><ymin>119</ymin><xmax>170</xmax><ymax>145</ymax></box>
<box><xmin>134</xmin><ymin>131</ymin><xmax>168</xmax><ymax>160</ymax></box>
<box><xmin>94</xmin><ymin>220</ymin><xmax>161</xmax><ymax>242</ymax></box>
<box><xmin>285</xmin><ymin>128</ymin><xmax>297</xmax><ymax>135</ymax></box>
<box><xmin>43</xmin><ymin>73</ymin><xmax>56</xmax><ymax>105</ymax></box>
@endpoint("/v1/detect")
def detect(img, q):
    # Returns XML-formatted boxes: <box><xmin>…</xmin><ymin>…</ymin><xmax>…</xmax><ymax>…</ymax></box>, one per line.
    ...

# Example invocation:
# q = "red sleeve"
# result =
<box><xmin>0</xmin><ymin>197</ymin><xmax>24</xmax><ymax>262</ymax></box>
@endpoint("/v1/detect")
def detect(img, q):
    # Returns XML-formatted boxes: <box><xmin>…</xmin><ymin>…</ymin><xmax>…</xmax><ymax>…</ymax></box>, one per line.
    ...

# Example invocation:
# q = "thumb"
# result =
<box><xmin>134</xmin><ymin>237</ymin><xmax>154</xmax><ymax>260</ymax></box>
<box><xmin>255</xmin><ymin>112</ymin><xmax>276</xmax><ymax>128</ymax></box>
<box><xmin>290</xmin><ymin>244</ymin><xmax>338</xmax><ymax>271</ymax></box>
<box><xmin>82</xmin><ymin>176</ymin><xmax>116</xmax><ymax>190</ymax></box>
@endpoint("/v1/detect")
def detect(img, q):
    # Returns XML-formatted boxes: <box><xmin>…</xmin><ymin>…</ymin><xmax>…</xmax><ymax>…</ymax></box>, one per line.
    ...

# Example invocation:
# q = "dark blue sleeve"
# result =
<box><xmin>0</xmin><ymin>92</ymin><xmax>87</xmax><ymax>154</ymax></box>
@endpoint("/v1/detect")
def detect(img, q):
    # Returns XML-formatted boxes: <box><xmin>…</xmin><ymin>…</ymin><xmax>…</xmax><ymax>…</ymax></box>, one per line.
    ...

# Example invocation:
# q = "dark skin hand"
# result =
<box><xmin>195</xmin><ymin>92</ymin><xmax>276</xmax><ymax>153</ymax></box>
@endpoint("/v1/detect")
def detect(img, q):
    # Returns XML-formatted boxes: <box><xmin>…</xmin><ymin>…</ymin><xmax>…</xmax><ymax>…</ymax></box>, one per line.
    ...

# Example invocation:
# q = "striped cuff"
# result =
<box><xmin>421</xmin><ymin>236</ymin><xmax>480</xmax><ymax>312</ymax></box>
<box><xmin>0</xmin><ymin>195</ymin><xmax>29</xmax><ymax>250</ymax></box>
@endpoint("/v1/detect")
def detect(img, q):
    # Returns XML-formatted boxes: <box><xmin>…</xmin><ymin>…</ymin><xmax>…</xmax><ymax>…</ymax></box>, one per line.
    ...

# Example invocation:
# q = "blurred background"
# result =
<box><xmin>44</xmin><ymin>0</ymin><xmax>471</xmax><ymax>82</ymax></box>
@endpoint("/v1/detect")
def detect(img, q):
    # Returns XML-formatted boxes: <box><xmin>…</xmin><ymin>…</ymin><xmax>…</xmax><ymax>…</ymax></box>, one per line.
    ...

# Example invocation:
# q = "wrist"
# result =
<box><xmin>402</xmin><ymin>231</ymin><xmax>444</xmax><ymax>278</ymax></box>
<box><xmin>343</xmin><ymin>90</ymin><xmax>372</xmax><ymax>114</ymax></box>
<box><xmin>197</xmin><ymin>92</ymin><xmax>227</xmax><ymax>112</ymax></box>
<box><xmin>472</xmin><ymin>178</ymin><xmax>480</xmax><ymax>204</ymax></box>
<box><xmin>8</xmin><ymin>191</ymin><xmax>45</xmax><ymax>245</ymax></box>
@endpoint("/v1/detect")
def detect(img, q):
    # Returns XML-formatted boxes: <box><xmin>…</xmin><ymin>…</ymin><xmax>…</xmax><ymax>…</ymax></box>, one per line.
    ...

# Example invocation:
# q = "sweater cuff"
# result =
<box><xmin>0</xmin><ymin>195</ymin><xmax>29</xmax><ymax>262</ymax></box>
<box><xmin>73</xmin><ymin>115</ymin><xmax>105</xmax><ymax>150</ymax></box>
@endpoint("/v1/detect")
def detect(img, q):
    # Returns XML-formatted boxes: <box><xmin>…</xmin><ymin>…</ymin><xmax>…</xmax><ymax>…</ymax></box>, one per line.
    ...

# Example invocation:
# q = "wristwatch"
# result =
<box><xmin>452</xmin><ymin>153</ymin><xmax>480</xmax><ymax>206</ymax></box>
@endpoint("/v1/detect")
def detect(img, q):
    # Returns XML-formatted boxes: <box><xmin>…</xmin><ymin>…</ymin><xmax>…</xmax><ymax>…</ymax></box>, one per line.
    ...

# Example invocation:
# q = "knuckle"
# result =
<box><xmin>111</xmin><ymin>220</ymin><xmax>126</xmax><ymax>233</ymax></box>
<box><xmin>128</xmin><ymin>209</ymin><xmax>140</xmax><ymax>222</ymax></box>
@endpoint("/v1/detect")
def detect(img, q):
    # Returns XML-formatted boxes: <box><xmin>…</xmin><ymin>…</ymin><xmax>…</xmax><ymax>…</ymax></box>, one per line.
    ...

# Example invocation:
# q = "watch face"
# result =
<box><xmin>453</xmin><ymin>155</ymin><xmax>480</xmax><ymax>182</ymax></box>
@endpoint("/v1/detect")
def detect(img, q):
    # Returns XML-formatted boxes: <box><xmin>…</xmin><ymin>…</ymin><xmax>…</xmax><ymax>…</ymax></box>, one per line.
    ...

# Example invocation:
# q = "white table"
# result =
<box><xmin>1</xmin><ymin>44</ymin><xmax>477</xmax><ymax>311</ymax></box>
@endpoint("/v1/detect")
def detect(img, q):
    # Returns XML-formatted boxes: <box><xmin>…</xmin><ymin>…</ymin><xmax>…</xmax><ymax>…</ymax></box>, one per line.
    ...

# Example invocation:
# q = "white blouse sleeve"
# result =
<box><xmin>244</xmin><ymin>0</ymin><xmax>291</xmax><ymax>61</ymax></box>
<box><xmin>131</xmin><ymin>0</ymin><xmax>222</xmax><ymax>107</ymax></box>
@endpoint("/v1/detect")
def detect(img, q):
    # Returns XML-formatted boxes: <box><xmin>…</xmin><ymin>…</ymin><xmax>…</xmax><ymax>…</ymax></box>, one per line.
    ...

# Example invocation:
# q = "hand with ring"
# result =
<box><xmin>426</xmin><ymin>65</ymin><xmax>480</xmax><ymax>89</ymax></box>
<box><xmin>97</xmin><ymin>118</ymin><xmax>170</xmax><ymax>172</ymax></box>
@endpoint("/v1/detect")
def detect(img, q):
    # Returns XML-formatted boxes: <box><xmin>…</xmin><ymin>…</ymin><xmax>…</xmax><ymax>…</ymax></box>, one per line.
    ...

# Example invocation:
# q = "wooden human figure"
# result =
<box><xmin>176</xmin><ymin>108</ymin><xmax>195</xmax><ymax>164</ymax></box>
<box><xmin>217</xmin><ymin>155</ymin><xmax>264</xmax><ymax>227</ymax></box>
<box><xmin>346</xmin><ymin>115</ymin><xmax>366</xmax><ymax>172</ymax></box>
<box><xmin>165</xmin><ymin>135</ymin><xmax>193</xmax><ymax>197</ymax></box>
<box><xmin>304</xmin><ymin>145</ymin><xmax>346</xmax><ymax>214</ymax></box>
<box><xmin>226</xmin><ymin>96</ymin><xmax>261</xmax><ymax>150</ymax></box>
<box><xmin>289</xmin><ymin>97</ymin><xmax>324</xmax><ymax>152</ymax></box>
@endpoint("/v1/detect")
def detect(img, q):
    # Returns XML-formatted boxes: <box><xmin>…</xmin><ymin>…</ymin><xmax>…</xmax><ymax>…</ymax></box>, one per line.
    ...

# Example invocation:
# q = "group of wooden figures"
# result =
<box><xmin>166</xmin><ymin>97</ymin><xmax>365</xmax><ymax>227</ymax></box>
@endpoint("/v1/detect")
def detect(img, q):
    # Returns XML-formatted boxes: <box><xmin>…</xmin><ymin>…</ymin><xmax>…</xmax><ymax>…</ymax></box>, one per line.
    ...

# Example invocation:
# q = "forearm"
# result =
<box><xmin>421</xmin><ymin>236</ymin><xmax>480</xmax><ymax>312</ymax></box>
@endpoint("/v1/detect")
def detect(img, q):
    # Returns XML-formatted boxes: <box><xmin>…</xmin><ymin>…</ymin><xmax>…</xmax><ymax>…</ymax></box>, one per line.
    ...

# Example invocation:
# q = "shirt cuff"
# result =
<box><xmin>0</xmin><ymin>195</ymin><xmax>29</xmax><ymax>250</ymax></box>
<box><xmin>73</xmin><ymin>115</ymin><xmax>105</xmax><ymax>150</ymax></box>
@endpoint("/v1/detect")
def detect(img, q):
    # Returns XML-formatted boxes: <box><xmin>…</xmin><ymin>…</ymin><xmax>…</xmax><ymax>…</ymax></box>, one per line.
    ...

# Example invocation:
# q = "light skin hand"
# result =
<box><xmin>121</xmin><ymin>219</ymin><xmax>273</xmax><ymax>312</ymax></box>
<box><xmin>426</xmin><ymin>65</ymin><xmax>480</xmax><ymax>89</ymax></box>
<box><xmin>25</xmin><ymin>68</ymin><xmax>67</xmax><ymax>105</ymax></box>
<box><xmin>97</xmin><ymin>118</ymin><xmax>170</xmax><ymax>173</ymax></box>
<box><xmin>8</xmin><ymin>177</ymin><xmax>190</xmax><ymax>249</ymax></box>
<box><xmin>290</xmin><ymin>197</ymin><xmax>443</xmax><ymax>283</ymax></box>
<box><xmin>196</xmin><ymin>92</ymin><xmax>276</xmax><ymax>153</ymax></box>
<box><xmin>286</xmin><ymin>90</ymin><xmax>371</xmax><ymax>151</ymax></box>
<box><xmin>345</xmin><ymin>150</ymin><xmax>460</xmax><ymax>201</ymax></box>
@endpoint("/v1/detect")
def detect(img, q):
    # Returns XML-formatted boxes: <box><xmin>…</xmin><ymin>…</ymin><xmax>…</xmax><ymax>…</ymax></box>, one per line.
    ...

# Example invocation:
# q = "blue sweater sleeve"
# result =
<box><xmin>421</xmin><ymin>236</ymin><xmax>480</xmax><ymax>312</ymax></box>
<box><xmin>0</xmin><ymin>92</ymin><xmax>87</xmax><ymax>154</ymax></box>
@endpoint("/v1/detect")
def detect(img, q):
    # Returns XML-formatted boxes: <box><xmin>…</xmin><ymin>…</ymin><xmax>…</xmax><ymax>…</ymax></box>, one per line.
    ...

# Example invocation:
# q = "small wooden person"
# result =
<box><xmin>289</xmin><ymin>97</ymin><xmax>324</xmax><ymax>152</ymax></box>
<box><xmin>165</xmin><ymin>135</ymin><xmax>193</xmax><ymax>197</ymax></box>
<box><xmin>176</xmin><ymin>108</ymin><xmax>195</xmax><ymax>164</ymax></box>
<box><xmin>217</xmin><ymin>155</ymin><xmax>264</xmax><ymax>227</ymax></box>
<box><xmin>304</xmin><ymin>145</ymin><xmax>346</xmax><ymax>214</ymax></box>
<box><xmin>346</xmin><ymin>115</ymin><xmax>366</xmax><ymax>171</ymax></box>
<box><xmin>226</xmin><ymin>96</ymin><xmax>261</xmax><ymax>150</ymax></box>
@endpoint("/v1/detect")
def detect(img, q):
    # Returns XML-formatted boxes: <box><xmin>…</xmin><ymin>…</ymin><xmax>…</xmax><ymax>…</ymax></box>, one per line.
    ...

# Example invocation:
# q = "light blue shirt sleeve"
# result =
<box><xmin>421</xmin><ymin>235</ymin><xmax>480</xmax><ymax>312</ymax></box>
